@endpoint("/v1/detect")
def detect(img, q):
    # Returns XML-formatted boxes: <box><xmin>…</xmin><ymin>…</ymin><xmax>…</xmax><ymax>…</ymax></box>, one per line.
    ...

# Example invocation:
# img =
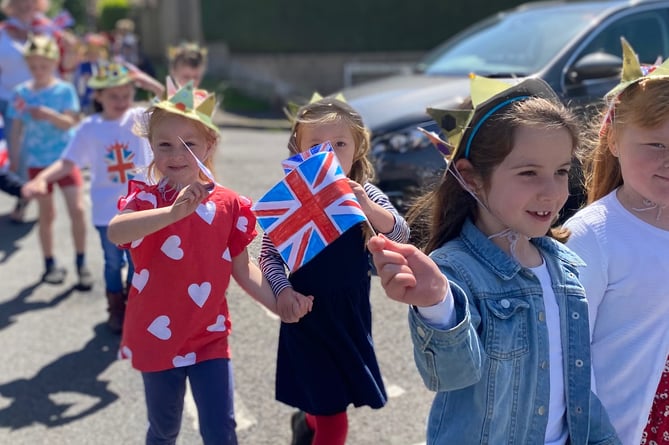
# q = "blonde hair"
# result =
<box><xmin>289</xmin><ymin>97</ymin><xmax>374</xmax><ymax>185</ymax></box>
<box><xmin>585</xmin><ymin>77</ymin><xmax>669</xmax><ymax>204</ymax></box>
<box><xmin>134</xmin><ymin>107</ymin><xmax>220</xmax><ymax>184</ymax></box>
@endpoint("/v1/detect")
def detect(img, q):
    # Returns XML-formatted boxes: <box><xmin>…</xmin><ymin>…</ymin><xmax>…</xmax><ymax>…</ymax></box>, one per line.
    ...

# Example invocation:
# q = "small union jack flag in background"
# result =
<box><xmin>253</xmin><ymin>151</ymin><xmax>366</xmax><ymax>272</ymax></box>
<box><xmin>281</xmin><ymin>141</ymin><xmax>333</xmax><ymax>174</ymax></box>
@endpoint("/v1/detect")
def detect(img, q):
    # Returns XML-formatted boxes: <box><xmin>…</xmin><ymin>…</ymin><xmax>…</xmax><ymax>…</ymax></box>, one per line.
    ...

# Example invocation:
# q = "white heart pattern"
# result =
<box><xmin>236</xmin><ymin>216</ymin><xmax>249</xmax><ymax>233</ymax></box>
<box><xmin>188</xmin><ymin>282</ymin><xmax>211</xmax><ymax>308</ymax></box>
<box><xmin>136</xmin><ymin>191</ymin><xmax>157</xmax><ymax>208</ymax></box>
<box><xmin>172</xmin><ymin>352</ymin><xmax>196</xmax><ymax>368</ymax></box>
<box><xmin>196</xmin><ymin>201</ymin><xmax>216</xmax><ymax>225</ymax></box>
<box><xmin>221</xmin><ymin>247</ymin><xmax>231</xmax><ymax>262</ymax></box>
<box><xmin>147</xmin><ymin>315</ymin><xmax>172</xmax><ymax>340</ymax></box>
<box><xmin>207</xmin><ymin>314</ymin><xmax>227</xmax><ymax>332</ymax></box>
<box><xmin>132</xmin><ymin>269</ymin><xmax>149</xmax><ymax>292</ymax></box>
<box><xmin>130</xmin><ymin>237</ymin><xmax>143</xmax><ymax>248</ymax></box>
<box><xmin>161</xmin><ymin>235</ymin><xmax>184</xmax><ymax>260</ymax></box>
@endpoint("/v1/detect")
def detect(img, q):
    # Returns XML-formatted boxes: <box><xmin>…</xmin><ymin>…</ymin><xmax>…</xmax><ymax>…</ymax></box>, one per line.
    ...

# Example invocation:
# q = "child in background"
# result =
<box><xmin>167</xmin><ymin>41</ymin><xmax>207</xmax><ymax>88</ymax></box>
<box><xmin>23</xmin><ymin>62</ymin><xmax>159</xmax><ymax>334</ymax></box>
<box><xmin>72</xmin><ymin>33</ymin><xmax>109</xmax><ymax>115</ymax></box>
<box><xmin>107</xmin><ymin>81</ymin><xmax>286</xmax><ymax>445</ymax></box>
<box><xmin>368</xmin><ymin>77</ymin><xmax>620</xmax><ymax>445</ymax></box>
<box><xmin>564</xmin><ymin>39</ymin><xmax>669</xmax><ymax>445</ymax></box>
<box><xmin>7</xmin><ymin>33</ymin><xmax>88</xmax><ymax>287</ymax></box>
<box><xmin>258</xmin><ymin>96</ymin><xmax>410</xmax><ymax>445</ymax></box>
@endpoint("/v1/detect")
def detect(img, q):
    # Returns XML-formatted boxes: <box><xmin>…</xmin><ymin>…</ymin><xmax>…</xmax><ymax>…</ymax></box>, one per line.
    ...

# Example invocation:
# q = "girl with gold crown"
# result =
<box><xmin>565</xmin><ymin>38</ymin><xmax>669</xmax><ymax>445</ymax></box>
<box><xmin>23</xmin><ymin>61</ymin><xmax>161</xmax><ymax>334</ymax></box>
<box><xmin>107</xmin><ymin>81</ymin><xmax>291</xmax><ymax>445</ymax></box>
<box><xmin>7</xmin><ymin>33</ymin><xmax>91</xmax><ymax>288</ymax></box>
<box><xmin>368</xmin><ymin>75</ymin><xmax>620</xmax><ymax>444</ymax></box>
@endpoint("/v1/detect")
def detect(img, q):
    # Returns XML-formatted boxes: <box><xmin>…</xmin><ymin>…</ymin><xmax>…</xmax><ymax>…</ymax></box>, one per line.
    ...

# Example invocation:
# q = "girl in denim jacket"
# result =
<box><xmin>367</xmin><ymin>76</ymin><xmax>621</xmax><ymax>445</ymax></box>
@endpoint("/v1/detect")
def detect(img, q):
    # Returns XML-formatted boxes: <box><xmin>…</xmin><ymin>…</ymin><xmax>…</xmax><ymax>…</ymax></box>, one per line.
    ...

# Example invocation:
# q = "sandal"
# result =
<box><xmin>9</xmin><ymin>197</ymin><xmax>28</xmax><ymax>224</ymax></box>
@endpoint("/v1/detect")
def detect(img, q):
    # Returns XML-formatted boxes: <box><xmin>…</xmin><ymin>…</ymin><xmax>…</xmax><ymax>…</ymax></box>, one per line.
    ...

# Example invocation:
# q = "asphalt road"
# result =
<box><xmin>0</xmin><ymin>127</ymin><xmax>433</xmax><ymax>445</ymax></box>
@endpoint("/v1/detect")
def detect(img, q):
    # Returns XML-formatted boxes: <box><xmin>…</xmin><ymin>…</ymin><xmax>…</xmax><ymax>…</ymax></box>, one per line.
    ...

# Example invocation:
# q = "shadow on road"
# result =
<box><xmin>0</xmin><ymin>215</ymin><xmax>36</xmax><ymax>264</ymax></box>
<box><xmin>0</xmin><ymin>322</ymin><xmax>120</xmax><ymax>430</ymax></box>
<box><xmin>0</xmin><ymin>282</ymin><xmax>75</xmax><ymax>330</ymax></box>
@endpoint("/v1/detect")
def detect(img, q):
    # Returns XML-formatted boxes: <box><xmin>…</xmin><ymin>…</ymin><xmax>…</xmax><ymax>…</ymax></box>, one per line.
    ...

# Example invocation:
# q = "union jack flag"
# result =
<box><xmin>105</xmin><ymin>141</ymin><xmax>136</xmax><ymax>183</ymax></box>
<box><xmin>253</xmin><ymin>151</ymin><xmax>366</xmax><ymax>272</ymax></box>
<box><xmin>281</xmin><ymin>141</ymin><xmax>333</xmax><ymax>174</ymax></box>
<box><xmin>417</xmin><ymin>127</ymin><xmax>452</xmax><ymax>157</ymax></box>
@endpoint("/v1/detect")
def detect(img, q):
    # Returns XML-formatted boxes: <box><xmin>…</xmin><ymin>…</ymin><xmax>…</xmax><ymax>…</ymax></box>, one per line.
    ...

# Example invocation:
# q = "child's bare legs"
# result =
<box><xmin>34</xmin><ymin>192</ymin><xmax>65</xmax><ymax>283</ymax></box>
<box><xmin>61</xmin><ymin>184</ymin><xmax>93</xmax><ymax>290</ymax></box>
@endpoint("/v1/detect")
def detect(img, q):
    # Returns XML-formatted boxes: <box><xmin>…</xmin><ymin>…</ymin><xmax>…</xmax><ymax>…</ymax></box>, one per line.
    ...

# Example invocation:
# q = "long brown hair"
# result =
<box><xmin>585</xmin><ymin>78</ymin><xmax>669</xmax><ymax>204</ymax></box>
<box><xmin>408</xmin><ymin>97</ymin><xmax>581</xmax><ymax>253</ymax></box>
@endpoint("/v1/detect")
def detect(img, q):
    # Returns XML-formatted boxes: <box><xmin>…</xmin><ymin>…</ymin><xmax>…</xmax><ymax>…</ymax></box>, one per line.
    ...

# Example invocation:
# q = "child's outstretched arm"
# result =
<box><xmin>127</xmin><ymin>63</ymin><xmax>165</xmax><ymax>97</ymax></box>
<box><xmin>27</xmin><ymin>108</ymin><xmax>79</xmax><ymax>130</ymax></box>
<box><xmin>108</xmin><ymin>182</ymin><xmax>209</xmax><ymax>244</ymax></box>
<box><xmin>367</xmin><ymin>234</ymin><xmax>447</xmax><ymax>307</ymax></box>
<box><xmin>231</xmin><ymin>248</ymin><xmax>279</xmax><ymax>314</ymax></box>
<box><xmin>23</xmin><ymin>159</ymin><xmax>76</xmax><ymax>197</ymax></box>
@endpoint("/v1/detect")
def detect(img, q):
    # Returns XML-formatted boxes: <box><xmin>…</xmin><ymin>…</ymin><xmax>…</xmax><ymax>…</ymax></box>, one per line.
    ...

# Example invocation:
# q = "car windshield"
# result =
<box><xmin>420</xmin><ymin>6</ymin><xmax>603</xmax><ymax>77</ymax></box>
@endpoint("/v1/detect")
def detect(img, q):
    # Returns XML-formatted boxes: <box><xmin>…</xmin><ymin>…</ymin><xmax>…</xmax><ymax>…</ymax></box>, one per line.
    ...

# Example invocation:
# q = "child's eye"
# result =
<box><xmin>519</xmin><ymin>170</ymin><xmax>536</xmax><ymax>176</ymax></box>
<box><xmin>556</xmin><ymin>168</ymin><xmax>570</xmax><ymax>177</ymax></box>
<box><xmin>649</xmin><ymin>142</ymin><xmax>667</xmax><ymax>150</ymax></box>
<box><xmin>334</xmin><ymin>141</ymin><xmax>347</xmax><ymax>149</ymax></box>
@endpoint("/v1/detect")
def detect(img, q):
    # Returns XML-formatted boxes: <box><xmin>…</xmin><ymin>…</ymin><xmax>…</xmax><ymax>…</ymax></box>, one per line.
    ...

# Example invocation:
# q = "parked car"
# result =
<box><xmin>343</xmin><ymin>0</ymin><xmax>669</xmax><ymax>217</ymax></box>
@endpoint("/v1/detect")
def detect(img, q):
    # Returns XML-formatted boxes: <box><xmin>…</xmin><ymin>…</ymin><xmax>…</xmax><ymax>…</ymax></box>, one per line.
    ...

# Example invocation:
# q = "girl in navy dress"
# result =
<box><xmin>259</xmin><ymin>96</ymin><xmax>410</xmax><ymax>445</ymax></box>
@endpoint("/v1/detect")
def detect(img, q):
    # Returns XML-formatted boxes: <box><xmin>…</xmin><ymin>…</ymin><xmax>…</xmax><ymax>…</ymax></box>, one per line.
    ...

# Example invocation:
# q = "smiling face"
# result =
<box><xmin>474</xmin><ymin>124</ymin><xmax>572</xmax><ymax>239</ymax></box>
<box><xmin>297</xmin><ymin>120</ymin><xmax>356</xmax><ymax>175</ymax></box>
<box><xmin>149</xmin><ymin>113</ymin><xmax>214</xmax><ymax>187</ymax></box>
<box><xmin>94</xmin><ymin>83</ymin><xmax>134</xmax><ymax>120</ymax></box>
<box><xmin>613</xmin><ymin>119</ymin><xmax>669</xmax><ymax>210</ymax></box>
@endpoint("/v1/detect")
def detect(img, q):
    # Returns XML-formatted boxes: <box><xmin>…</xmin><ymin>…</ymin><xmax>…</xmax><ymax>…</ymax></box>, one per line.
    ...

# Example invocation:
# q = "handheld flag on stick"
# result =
<box><xmin>281</xmin><ymin>141</ymin><xmax>334</xmax><ymax>174</ymax></box>
<box><xmin>253</xmin><ymin>151</ymin><xmax>366</xmax><ymax>272</ymax></box>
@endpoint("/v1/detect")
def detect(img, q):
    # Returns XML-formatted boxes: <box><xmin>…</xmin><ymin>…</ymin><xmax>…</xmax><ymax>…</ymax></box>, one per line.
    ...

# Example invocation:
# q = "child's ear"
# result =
<box><xmin>454</xmin><ymin>158</ymin><xmax>484</xmax><ymax>193</ymax></box>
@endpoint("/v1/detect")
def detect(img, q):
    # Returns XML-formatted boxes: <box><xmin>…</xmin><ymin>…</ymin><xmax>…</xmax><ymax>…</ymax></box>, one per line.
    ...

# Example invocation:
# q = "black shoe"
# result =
<box><xmin>290</xmin><ymin>411</ymin><xmax>314</xmax><ymax>445</ymax></box>
<box><xmin>42</xmin><ymin>265</ymin><xmax>66</xmax><ymax>284</ymax></box>
<box><xmin>76</xmin><ymin>265</ymin><xmax>93</xmax><ymax>291</ymax></box>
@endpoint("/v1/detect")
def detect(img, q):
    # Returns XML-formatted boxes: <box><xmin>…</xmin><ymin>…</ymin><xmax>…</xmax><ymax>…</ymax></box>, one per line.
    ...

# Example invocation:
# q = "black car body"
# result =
<box><xmin>343</xmin><ymin>0</ymin><xmax>669</xmax><ymax>214</ymax></box>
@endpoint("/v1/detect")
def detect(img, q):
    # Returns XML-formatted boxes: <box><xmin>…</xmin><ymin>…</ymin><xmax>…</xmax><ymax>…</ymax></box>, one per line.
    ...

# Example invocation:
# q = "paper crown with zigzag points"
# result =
<box><xmin>152</xmin><ymin>78</ymin><xmax>219</xmax><ymax>134</ymax></box>
<box><xmin>167</xmin><ymin>41</ymin><xmax>208</xmax><ymax>62</ymax></box>
<box><xmin>87</xmin><ymin>62</ymin><xmax>132</xmax><ymax>89</ymax></box>
<box><xmin>426</xmin><ymin>75</ymin><xmax>560</xmax><ymax>161</ymax></box>
<box><xmin>23</xmin><ymin>34</ymin><xmax>59</xmax><ymax>61</ymax></box>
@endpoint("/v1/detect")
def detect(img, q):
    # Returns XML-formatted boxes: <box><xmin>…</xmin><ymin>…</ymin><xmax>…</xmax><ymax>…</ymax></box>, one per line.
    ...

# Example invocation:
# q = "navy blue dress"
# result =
<box><xmin>275</xmin><ymin>224</ymin><xmax>387</xmax><ymax>415</ymax></box>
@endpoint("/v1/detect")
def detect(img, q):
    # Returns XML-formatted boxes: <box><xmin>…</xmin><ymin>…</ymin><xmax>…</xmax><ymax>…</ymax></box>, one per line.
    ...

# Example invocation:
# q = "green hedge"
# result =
<box><xmin>202</xmin><ymin>0</ymin><xmax>526</xmax><ymax>52</ymax></box>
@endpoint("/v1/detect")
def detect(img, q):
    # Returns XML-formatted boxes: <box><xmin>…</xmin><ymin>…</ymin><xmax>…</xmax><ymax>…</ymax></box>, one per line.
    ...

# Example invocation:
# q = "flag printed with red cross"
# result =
<box><xmin>105</xmin><ymin>141</ymin><xmax>136</xmax><ymax>183</ymax></box>
<box><xmin>253</xmin><ymin>151</ymin><xmax>367</xmax><ymax>272</ymax></box>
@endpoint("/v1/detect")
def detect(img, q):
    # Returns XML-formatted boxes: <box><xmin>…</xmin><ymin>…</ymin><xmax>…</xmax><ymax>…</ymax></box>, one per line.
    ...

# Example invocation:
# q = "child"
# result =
<box><xmin>564</xmin><ymin>38</ymin><xmax>669</xmax><ymax>445</ymax></box>
<box><xmin>23</xmin><ymin>62</ymin><xmax>158</xmax><ymax>334</ymax></box>
<box><xmin>71</xmin><ymin>33</ymin><xmax>109</xmax><ymax>115</ymax></box>
<box><xmin>367</xmin><ymin>76</ymin><xmax>620</xmax><ymax>445</ymax></box>
<box><xmin>258</xmin><ymin>96</ymin><xmax>410</xmax><ymax>445</ymax></box>
<box><xmin>6</xmin><ymin>33</ymin><xmax>89</xmax><ymax>287</ymax></box>
<box><xmin>167</xmin><ymin>41</ymin><xmax>207</xmax><ymax>88</ymax></box>
<box><xmin>107</xmin><ymin>81</ymin><xmax>286</xmax><ymax>445</ymax></box>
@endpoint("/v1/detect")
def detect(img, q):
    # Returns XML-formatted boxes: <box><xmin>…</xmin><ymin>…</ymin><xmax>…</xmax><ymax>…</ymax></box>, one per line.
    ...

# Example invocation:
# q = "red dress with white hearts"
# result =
<box><xmin>117</xmin><ymin>180</ymin><xmax>257</xmax><ymax>372</ymax></box>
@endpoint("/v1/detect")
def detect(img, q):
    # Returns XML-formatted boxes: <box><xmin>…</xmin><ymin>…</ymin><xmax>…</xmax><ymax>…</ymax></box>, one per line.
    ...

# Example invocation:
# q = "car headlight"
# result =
<box><xmin>371</xmin><ymin>123</ymin><xmax>442</xmax><ymax>155</ymax></box>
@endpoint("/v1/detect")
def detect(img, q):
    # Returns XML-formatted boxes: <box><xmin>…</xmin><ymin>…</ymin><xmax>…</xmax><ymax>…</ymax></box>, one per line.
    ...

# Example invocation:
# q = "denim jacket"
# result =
<box><xmin>410</xmin><ymin>219</ymin><xmax>620</xmax><ymax>445</ymax></box>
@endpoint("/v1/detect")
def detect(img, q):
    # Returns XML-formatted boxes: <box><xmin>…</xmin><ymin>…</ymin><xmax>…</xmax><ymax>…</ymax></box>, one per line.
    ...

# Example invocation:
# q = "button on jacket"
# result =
<box><xmin>410</xmin><ymin>219</ymin><xmax>620</xmax><ymax>445</ymax></box>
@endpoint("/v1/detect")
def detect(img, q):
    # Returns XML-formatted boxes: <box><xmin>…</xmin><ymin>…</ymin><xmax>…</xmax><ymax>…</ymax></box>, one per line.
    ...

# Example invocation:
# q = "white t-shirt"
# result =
<box><xmin>565</xmin><ymin>189</ymin><xmax>669</xmax><ymax>445</ymax></box>
<box><xmin>61</xmin><ymin>107</ymin><xmax>152</xmax><ymax>226</ymax></box>
<box><xmin>0</xmin><ymin>28</ymin><xmax>31</xmax><ymax>101</ymax></box>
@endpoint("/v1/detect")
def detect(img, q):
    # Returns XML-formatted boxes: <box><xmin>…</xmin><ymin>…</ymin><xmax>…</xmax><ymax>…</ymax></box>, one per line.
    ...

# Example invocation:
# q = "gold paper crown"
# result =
<box><xmin>153</xmin><ymin>79</ymin><xmax>218</xmax><ymax>134</ymax></box>
<box><xmin>427</xmin><ymin>74</ymin><xmax>559</xmax><ymax>160</ymax></box>
<box><xmin>283</xmin><ymin>92</ymin><xmax>348</xmax><ymax>129</ymax></box>
<box><xmin>23</xmin><ymin>34</ymin><xmax>60</xmax><ymax>61</ymax></box>
<box><xmin>87</xmin><ymin>62</ymin><xmax>132</xmax><ymax>89</ymax></box>
<box><xmin>605</xmin><ymin>37</ymin><xmax>669</xmax><ymax>99</ymax></box>
<box><xmin>167</xmin><ymin>41</ymin><xmax>208</xmax><ymax>62</ymax></box>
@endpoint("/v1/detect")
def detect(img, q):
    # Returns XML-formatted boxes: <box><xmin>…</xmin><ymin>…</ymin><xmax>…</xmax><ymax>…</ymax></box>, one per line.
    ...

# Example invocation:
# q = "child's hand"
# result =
<box><xmin>276</xmin><ymin>288</ymin><xmax>314</xmax><ymax>323</ymax></box>
<box><xmin>170</xmin><ymin>182</ymin><xmax>210</xmax><ymax>221</ymax></box>
<box><xmin>367</xmin><ymin>234</ymin><xmax>448</xmax><ymax>307</ymax></box>
<box><xmin>26</xmin><ymin>106</ymin><xmax>52</xmax><ymax>121</ymax></box>
<box><xmin>22</xmin><ymin>178</ymin><xmax>48</xmax><ymax>198</ymax></box>
<box><xmin>348</xmin><ymin>179</ymin><xmax>372</xmax><ymax>211</ymax></box>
